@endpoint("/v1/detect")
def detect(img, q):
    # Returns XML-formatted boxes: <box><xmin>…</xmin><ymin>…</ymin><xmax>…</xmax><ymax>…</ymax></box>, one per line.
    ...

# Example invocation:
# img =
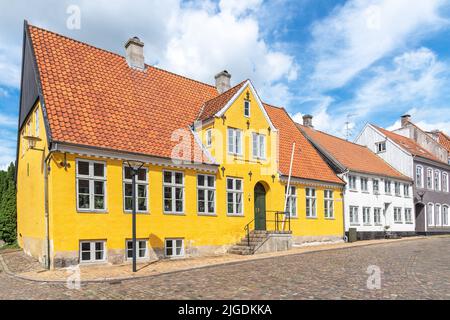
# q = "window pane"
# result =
<box><xmin>166</xmin><ymin>248</ymin><xmax>173</xmax><ymax>256</ymax></box>
<box><xmin>93</xmin><ymin>163</ymin><xmax>104</xmax><ymax>177</ymax></box>
<box><xmin>125</xmin><ymin>197</ymin><xmax>132</xmax><ymax>211</ymax></box>
<box><xmin>164</xmin><ymin>199</ymin><xmax>172</xmax><ymax>212</ymax></box>
<box><xmin>127</xmin><ymin>241</ymin><xmax>133</xmax><ymax>250</ymax></box>
<box><xmin>198</xmin><ymin>175</ymin><xmax>205</xmax><ymax>187</ymax></box>
<box><xmin>198</xmin><ymin>189</ymin><xmax>205</xmax><ymax>201</ymax></box>
<box><xmin>164</xmin><ymin>187</ymin><xmax>172</xmax><ymax>200</ymax></box>
<box><xmin>227</xmin><ymin>179</ymin><xmax>233</xmax><ymax>190</ymax></box>
<box><xmin>175</xmin><ymin>200</ymin><xmax>183</xmax><ymax>212</ymax></box>
<box><xmin>124</xmin><ymin>184</ymin><xmax>133</xmax><ymax>196</ymax></box>
<box><xmin>137</xmin><ymin>169</ymin><xmax>147</xmax><ymax>182</ymax></box>
<box><xmin>175</xmin><ymin>188</ymin><xmax>183</xmax><ymax>200</ymax></box>
<box><xmin>81</xmin><ymin>243</ymin><xmax>90</xmax><ymax>251</ymax></box>
<box><xmin>124</xmin><ymin>167</ymin><xmax>132</xmax><ymax>180</ymax></box>
<box><xmin>94</xmin><ymin>181</ymin><xmax>104</xmax><ymax>195</ymax></box>
<box><xmin>207</xmin><ymin>176</ymin><xmax>215</xmax><ymax>187</ymax></box>
<box><xmin>81</xmin><ymin>252</ymin><xmax>91</xmax><ymax>261</ymax></box>
<box><xmin>164</xmin><ymin>172</ymin><xmax>172</xmax><ymax>184</ymax></box>
<box><xmin>138</xmin><ymin>198</ymin><xmax>147</xmax><ymax>211</ymax></box>
<box><xmin>235</xmin><ymin>179</ymin><xmax>242</xmax><ymax>191</ymax></box>
<box><xmin>137</xmin><ymin>185</ymin><xmax>146</xmax><ymax>197</ymax></box>
<box><xmin>198</xmin><ymin>200</ymin><xmax>205</xmax><ymax>213</ymax></box>
<box><xmin>78</xmin><ymin>195</ymin><xmax>90</xmax><ymax>209</ymax></box>
<box><xmin>175</xmin><ymin>172</ymin><xmax>183</xmax><ymax>185</ymax></box>
<box><xmin>78</xmin><ymin>161</ymin><xmax>89</xmax><ymax>176</ymax></box>
<box><xmin>94</xmin><ymin>196</ymin><xmax>105</xmax><ymax>210</ymax></box>
<box><xmin>95</xmin><ymin>242</ymin><xmax>103</xmax><ymax>251</ymax></box>
<box><xmin>78</xmin><ymin>179</ymin><xmax>90</xmax><ymax>194</ymax></box>
<box><xmin>236</xmin><ymin>193</ymin><xmax>242</xmax><ymax>214</ymax></box>
<box><xmin>95</xmin><ymin>251</ymin><xmax>103</xmax><ymax>260</ymax></box>
<box><xmin>165</xmin><ymin>240</ymin><xmax>173</xmax><ymax>248</ymax></box>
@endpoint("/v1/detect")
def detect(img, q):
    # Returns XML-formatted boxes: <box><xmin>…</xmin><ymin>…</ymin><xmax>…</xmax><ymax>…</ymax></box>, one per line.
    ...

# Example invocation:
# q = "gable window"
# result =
<box><xmin>435</xmin><ymin>170</ymin><xmax>441</xmax><ymax>191</ymax></box>
<box><xmin>306</xmin><ymin>188</ymin><xmax>317</xmax><ymax>218</ymax></box>
<box><xmin>405</xmin><ymin>208</ymin><xmax>413</xmax><ymax>224</ymax></box>
<box><xmin>80</xmin><ymin>241</ymin><xmax>106</xmax><ymax>263</ymax></box>
<box><xmin>324</xmin><ymin>190</ymin><xmax>334</xmax><ymax>219</ymax></box>
<box><xmin>34</xmin><ymin>109</ymin><xmax>40</xmax><ymax>137</ymax></box>
<box><xmin>394</xmin><ymin>207</ymin><xmax>402</xmax><ymax>224</ymax></box>
<box><xmin>427</xmin><ymin>168</ymin><xmax>433</xmax><ymax>190</ymax></box>
<box><xmin>126</xmin><ymin>240</ymin><xmax>148</xmax><ymax>260</ymax></box>
<box><xmin>394</xmin><ymin>182</ymin><xmax>401</xmax><ymax>196</ymax></box>
<box><xmin>285</xmin><ymin>186</ymin><xmax>297</xmax><ymax>218</ymax></box>
<box><xmin>361</xmin><ymin>178</ymin><xmax>368</xmax><ymax>192</ymax></box>
<box><xmin>403</xmin><ymin>184</ymin><xmax>410</xmax><ymax>197</ymax></box>
<box><xmin>427</xmin><ymin>203</ymin><xmax>434</xmax><ymax>226</ymax></box>
<box><xmin>349</xmin><ymin>206</ymin><xmax>359</xmax><ymax>225</ymax></box>
<box><xmin>123</xmin><ymin>166</ymin><xmax>148</xmax><ymax>213</ymax></box>
<box><xmin>252</xmin><ymin>133</ymin><xmax>266</xmax><ymax>159</ymax></box>
<box><xmin>435</xmin><ymin>204</ymin><xmax>441</xmax><ymax>226</ymax></box>
<box><xmin>376</xmin><ymin>141</ymin><xmax>386</xmax><ymax>153</ymax></box>
<box><xmin>205</xmin><ymin>129</ymin><xmax>212</xmax><ymax>148</ymax></box>
<box><xmin>374</xmin><ymin>208</ymin><xmax>382</xmax><ymax>225</ymax></box>
<box><xmin>227</xmin><ymin>128</ymin><xmax>243</xmax><ymax>155</ymax></box>
<box><xmin>227</xmin><ymin>178</ymin><xmax>243</xmax><ymax>216</ymax></box>
<box><xmin>244</xmin><ymin>100</ymin><xmax>250</xmax><ymax>117</ymax></box>
<box><xmin>373</xmin><ymin>179</ymin><xmax>379</xmax><ymax>194</ymax></box>
<box><xmin>442</xmin><ymin>206</ymin><xmax>449</xmax><ymax>226</ymax></box>
<box><xmin>163</xmin><ymin>171</ymin><xmax>184</xmax><ymax>214</ymax></box>
<box><xmin>416</xmin><ymin>165</ymin><xmax>424</xmax><ymax>188</ymax></box>
<box><xmin>76</xmin><ymin>160</ymin><xmax>106</xmax><ymax>212</ymax></box>
<box><xmin>197</xmin><ymin>174</ymin><xmax>215</xmax><ymax>215</ymax></box>
<box><xmin>363</xmin><ymin>207</ymin><xmax>371</xmax><ymax>225</ymax></box>
<box><xmin>348</xmin><ymin>176</ymin><xmax>357</xmax><ymax>191</ymax></box>
<box><xmin>443</xmin><ymin>173</ymin><xmax>449</xmax><ymax>193</ymax></box>
<box><xmin>384</xmin><ymin>180</ymin><xmax>391</xmax><ymax>194</ymax></box>
<box><xmin>165</xmin><ymin>239</ymin><xmax>184</xmax><ymax>258</ymax></box>
<box><xmin>26</xmin><ymin>120</ymin><xmax>32</xmax><ymax>148</ymax></box>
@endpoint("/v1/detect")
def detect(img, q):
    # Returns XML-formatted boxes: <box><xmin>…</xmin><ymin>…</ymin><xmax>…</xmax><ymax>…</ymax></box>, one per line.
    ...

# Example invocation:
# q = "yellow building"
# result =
<box><xmin>17</xmin><ymin>22</ymin><xmax>344</xmax><ymax>269</ymax></box>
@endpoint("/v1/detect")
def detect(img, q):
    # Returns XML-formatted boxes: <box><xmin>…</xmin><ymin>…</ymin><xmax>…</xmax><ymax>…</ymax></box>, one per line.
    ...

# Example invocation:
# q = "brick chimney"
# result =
<box><xmin>214</xmin><ymin>70</ymin><xmax>231</xmax><ymax>94</ymax></box>
<box><xmin>125</xmin><ymin>36</ymin><xmax>145</xmax><ymax>70</ymax></box>
<box><xmin>401</xmin><ymin>114</ymin><xmax>411</xmax><ymax>128</ymax></box>
<box><xmin>303</xmin><ymin>114</ymin><xmax>313</xmax><ymax>128</ymax></box>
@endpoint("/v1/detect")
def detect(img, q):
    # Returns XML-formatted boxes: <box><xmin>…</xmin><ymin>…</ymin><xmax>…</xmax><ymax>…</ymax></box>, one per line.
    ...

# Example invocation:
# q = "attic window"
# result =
<box><xmin>244</xmin><ymin>100</ymin><xmax>250</xmax><ymax>117</ymax></box>
<box><xmin>376</xmin><ymin>141</ymin><xmax>386</xmax><ymax>153</ymax></box>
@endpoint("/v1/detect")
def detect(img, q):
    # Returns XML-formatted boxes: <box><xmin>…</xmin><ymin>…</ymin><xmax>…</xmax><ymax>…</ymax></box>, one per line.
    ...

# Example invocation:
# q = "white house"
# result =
<box><xmin>298</xmin><ymin>118</ymin><xmax>415</xmax><ymax>239</ymax></box>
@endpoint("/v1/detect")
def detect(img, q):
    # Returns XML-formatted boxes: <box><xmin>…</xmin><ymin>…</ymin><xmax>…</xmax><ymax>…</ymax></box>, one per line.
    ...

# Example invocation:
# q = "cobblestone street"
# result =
<box><xmin>1</xmin><ymin>237</ymin><xmax>449</xmax><ymax>300</ymax></box>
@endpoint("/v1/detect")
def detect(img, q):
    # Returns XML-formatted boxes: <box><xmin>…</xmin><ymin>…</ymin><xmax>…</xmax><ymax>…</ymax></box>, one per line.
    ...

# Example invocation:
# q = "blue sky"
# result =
<box><xmin>1</xmin><ymin>0</ymin><xmax>450</xmax><ymax>169</ymax></box>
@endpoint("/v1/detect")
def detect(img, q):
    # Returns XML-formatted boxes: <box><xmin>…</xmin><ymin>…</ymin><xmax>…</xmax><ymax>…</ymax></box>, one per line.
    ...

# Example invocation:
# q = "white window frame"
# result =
<box><xmin>405</xmin><ymin>208</ymin><xmax>413</xmax><ymax>224</ymax></box>
<box><xmin>435</xmin><ymin>170</ymin><xmax>441</xmax><ymax>192</ymax></box>
<box><xmin>26</xmin><ymin>120</ymin><xmax>32</xmax><ymax>149</ymax></box>
<box><xmin>376</xmin><ymin>141</ymin><xmax>386</xmax><ymax>153</ymax></box>
<box><xmin>227</xmin><ymin>128</ymin><xmax>243</xmax><ymax>156</ymax></box>
<box><xmin>427</xmin><ymin>203</ymin><xmax>434</xmax><ymax>227</ymax></box>
<box><xmin>416</xmin><ymin>165</ymin><xmax>424</xmax><ymax>188</ymax></box>
<box><xmin>80</xmin><ymin>241</ymin><xmax>106</xmax><ymax>264</ymax></box>
<box><xmin>126</xmin><ymin>239</ymin><xmax>148</xmax><ymax>260</ymax></box>
<box><xmin>374</xmin><ymin>208</ymin><xmax>382</xmax><ymax>225</ymax></box>
<box><xmin>197</xmin><ymin>174</ymin><xmax>216</xmax><ymax>215</ymax></box>
<box><xmin>163</xmin><ymin>170</ymin><xmax>185</xmax><ymax>214</ymax></box>
<box><xmin>384</xmin><ymin>180</ymin><xmax>391</xmax><ymax>194</ymax></box>
<box><xmin>227</xmin><ymin>177</ymin><xmax>244</xmax><ymax>216</ymax></box>
<box><xmin>76</xmin><ymin>159</ymin><xmax>107</xmax><ymax>212</ymax></box>
<box><xmin>34</xmin><ymin>109</ymin><xmax>40</xmax><ymax>137</ymax></box>
<box><xmin>349</xmin><ymin>206</ymin><xmax>359</xmax><ymax>225</ymax></box>
<box><xmin>442</xmin><ymin>205</ymin><xmax>449</xmax><ymax>226</ymax></box>
<box><xmin>427</xmin><ymin>168</ymin><xmax>433</xmax><ymax>190</ymax></box>
<box><xmin>394</xmin><ymin>207</ymin><xmax>403</xmax><ymax>224</ymax></box>
<box><xmin>205</xmin><ymin>129</ymin><xmax>212</xmax><ymax>148</ymax></box>
<box><xmin>443</xmin><ymin>173</ymin><xmax>449</xmax><ymax>193</ymax></box>
<box><xmin>285</xmin><ymin>186</ymin><xmax>297</xmax><ymax>218</ymax></box>
<box><xmin>306</xmin><ymin>188</ymin><xmax>317</xmax><ymax>218</ymax></box>
<box><xmin>244</xmin><ymin>100</ymin><xmax>251</xmax><ymax>117</ymax></box>
<box><xmin>324</xmin><ymin>190</ymin><xmax>334</xmax><ymax>219</ymax></box>
<box><xmin>373</xmin><ymin>179</ymin><xmax>379</xmax><ymax>194</ymax></box>
<box><xmin>403</xmin><ymin>184</ymin><xmax>410</xmax><ymax>197</ymax></box>
<box><xmin>394</xmin><ymin>182</ymin><xmax>401</xmax><ymax>197</ymax></box>
<box><xmin>252</xmin><ymin>133</ymin><xmax>266</xmax><ymax>160</ymax></box>
<box><xmin>348</xmin><ymin>175</ymin><xmax>357</xmax><ymax>191</ymax></box>
<box><xmin>361</xmin><ymin>178</ymin><xmax>368</xmax><ymax>192</ymax></box>
<box><xmin>435</xmin><ymin>204</ymin><xmax>441</xmax><ymax>226</ymax></box>
<box><xmin>165</xmin><ymin>239</ymin><xmax>184</xmax><ymax>258</ymax></box>
<box><xmin>363</xmin><ymin>207</ymin><xmax>371</xmax><ymax>225</ymax></box>
<box><xmin>123</xmin><ymin>166</ymin><xmax>149</xmax><ymax>213</ymax></box>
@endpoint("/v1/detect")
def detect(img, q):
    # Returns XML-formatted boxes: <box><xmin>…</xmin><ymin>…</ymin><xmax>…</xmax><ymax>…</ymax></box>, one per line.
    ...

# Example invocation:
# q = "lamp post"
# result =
<box><xmin>125</xmin><ymin>160</ymin><xmax>145</xmax><ymax>272</ymax></box>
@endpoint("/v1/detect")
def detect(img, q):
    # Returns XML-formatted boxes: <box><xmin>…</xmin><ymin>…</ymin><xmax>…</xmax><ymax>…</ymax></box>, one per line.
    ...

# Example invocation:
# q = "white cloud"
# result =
<box><xmin>219</xmin><ymin>0</ymin><xmax>263</xmax><ymax>16</ymax></box>
<box><xmin>0</xmin><ymin>113</ymin><xmax>16</xmax><ymax>127</ymax></box>
<box><xmin>308</xmin><ymin>0</ymin><xmax>448</xmax><ymax>91</ymax></box>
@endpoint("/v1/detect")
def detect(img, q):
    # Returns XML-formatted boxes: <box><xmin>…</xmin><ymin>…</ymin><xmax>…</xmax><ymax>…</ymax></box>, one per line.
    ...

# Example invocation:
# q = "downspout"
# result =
<box><xmin>44</xmin><ymin>148</ymin><xmax>56</xmax><ymax>269</ymax></box>
<box><xmin>338</xmin><ymin>169</ymin><xmax>349</xmax><ymax>241</ymax></box>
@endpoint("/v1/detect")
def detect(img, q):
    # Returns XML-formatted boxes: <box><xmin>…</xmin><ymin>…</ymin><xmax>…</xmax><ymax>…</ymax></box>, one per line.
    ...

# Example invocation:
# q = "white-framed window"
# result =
<box><xmin>227</xmin><ymin>178</ymin><xmax>243</xmax><ymax>215</ymax></box>
<box><xmin>34</xmin><ymin>109</ymin><xmax>40</xmax><ymax>137</ymax></box>
<box><xmin>363</xmin><ymin>207</ymin><xmax>371</xmax><ymax>225</ymax></box>
<box><xmin>376</xmin><ymin>141</ymin><xmax>386</xmax><ymax>153</ymax></box>
<box><xmin>197</xmin><ymin>174</ymin><xmax>216</xmax><ymax>215</ymax></box>
<box><xmin>434</xmin><ymin>170</ymin><xmax>441</xmax><ymax>192</ymax></box>
<box><xmin>403</xmin><ymin>184</ymin><xmax>410</xmax><ymax>197</ymax></box>
<box><xmin>306</xmin><ymin>188</ymin><xmax>316</xmax><ymax>218</ymax></box>
<box><xmin>348</xmin><ymin>175</ymin><xmax>357</xmax><ymax>191</ymax></box>
<box><xmin>416</xmin><ymin>165</ymin><xmax>424</xmax><ymax>188</ymax></box>
<box><xmin>123</xmin><ymin>166</ymin><xmax>148</xmax><ymax>213</ymax></box>
<box><xmin>26</xmin><ymin>120</ymin><xmax>32</xmax><ymax>148</ymax></box>
<box><xmin>405</xmin><ymin>208</ymin><xmax>413</xmax><ymax>224</ymax></box>
<box><xmin>435</xmin><ymin>204</ymin><xmax>441</xmax><ymax>226</ymax></box>
<box><xmin>205</xmin><ymin>129</ymin><xmax>212</xmax><ymax>148</ymax></box>
<box><xmin>76</xmin><ymin>160</ymin><xmax>107</xmax><ymax>212</ymax></box>
<box><xmin>443</xmin><ymin>173</ymin><xmax>449</xmax><ymax>193</ymax></box>
<box><xmin>442</xmin><ymin>206</ymin><xmax>449</xmax><ymax>226</ymax></box>
<box><xmin>374</xmin><ymin>208</ymin><xmax>382</xmax><ymax>225</ymax></box>
<box><xmin>80</xmin><ymin>241</ymin><xmax>106</xmax><ymax>263</ymax></box>
<box><xmin>126</xmin><ymin>240</ymin><xmax>148</xmax><ymax>260</ymax></box>
<box><xmin>427</xmin><ymin>168</ymin><xmax>433</xmax><ymax>190</ymax></box>
<box><xmin>324</xmin><ymin>190</ymin><xmax>334</xmax><ymax>219</ymax></box>
<box><xmin>394</xmin><ymin>207</ymin><xmax>402</xmax><ymax>224</ymax></box>
<box><xmin>394</xmin><ymin>182</ymin><xmax>401</xmax><ymax>196</ymax></box>
<box><xmin>285</xmin><ymin>186</ymin><xmax>297</xmax><ymax>218</ymax></box>
<box><xmin>361</xmin><ymin>178</ymin><xmax>368</xmax><ymax>192</ymax></box>
<box><xmin>373</xmin><ymin>179</ymin><xmax>379</xmax><ymax>194</ymax></box>
<box><xmin>252</xmin><ymin>133</ymin><xmax>266</xmax><ymax>160</ymax></box>
<box><xmin>163</xmin><ymin>171</ymin><xmax>184</xmax><ymax>214</ymax></box>
<box><xmin>427</xmin><ymin>203</ymin><xmax>434</xmax><ymax>226</ymax></box>
<box><xmin>165</xmin><ymin>239</ymin><xmax>184</xmax><ymax>258</ymax></box>
<box><xmin>244</xmin><ymin>100</ymin><xmax>250</xmax><ymax>117</ymax></box>
<box><xmin>227</xmin><ymin>128</ymin><xmax>243</xmax><ymax>155</ymax></box>
<box><xmin>384</xmin><ymin>180</ymin><xmax>391</xmax><ymax>194</ymax></box>
<box><xmin>349</xmin><ymin>206</ymin><xmax>359</xmax><ymax>225</ymax></box>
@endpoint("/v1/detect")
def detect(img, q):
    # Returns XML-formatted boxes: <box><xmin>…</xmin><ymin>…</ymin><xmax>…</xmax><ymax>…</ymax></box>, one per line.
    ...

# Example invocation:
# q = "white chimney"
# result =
<box><xmin>401</xmin><ymin>114</ymin><xmax>411</xmax><ymax>128</ymax></box>
<box><xmin>303</xmin><ymin>114</ymin><xmax>313</xmax><ymax>128</ymax></box>
<box><xmin>214</xmin><ymin>70</ymin><xmax>231</xmax><ymax>94</ymax></box>
<box><xmin>125</xmin><ymin>37</ymin><xmax>145</xmax><ymax>70</ymax></box>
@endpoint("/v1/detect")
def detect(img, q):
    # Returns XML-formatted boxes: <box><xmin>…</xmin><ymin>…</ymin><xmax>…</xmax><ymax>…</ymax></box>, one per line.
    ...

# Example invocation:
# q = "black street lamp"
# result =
<box><xmin>125</xmin><ymin>160</ymin><xmax>145</xmax><ymax>272</ymax></box>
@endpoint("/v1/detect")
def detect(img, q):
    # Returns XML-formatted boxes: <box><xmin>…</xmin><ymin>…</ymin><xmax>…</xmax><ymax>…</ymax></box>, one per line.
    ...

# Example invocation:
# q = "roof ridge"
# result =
<box><xmin>27</xmin><ymin>23</ymin><xmax>217</xmax><ymax>91</ymax></box>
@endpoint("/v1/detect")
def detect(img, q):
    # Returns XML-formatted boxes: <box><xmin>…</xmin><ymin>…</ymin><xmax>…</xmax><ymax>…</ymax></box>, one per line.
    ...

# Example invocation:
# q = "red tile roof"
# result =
<box><xmin>372</xmin><ymin>125</ymin><xmax>444</xmax><ymax>163</ymax></box>
<box><xmin>264</xmin><ymin>105</ymin><xmax>344</xmax><ymax>185</ymax></box>
<box><xmin>299</xmin><ymin>125</ymin><xmax>411</xmax><ymax>181</ymax></box>
<box><xmin>436</xmin><ymin>131</ymin><xmax>450</xmax><ymax>154</ymax></box>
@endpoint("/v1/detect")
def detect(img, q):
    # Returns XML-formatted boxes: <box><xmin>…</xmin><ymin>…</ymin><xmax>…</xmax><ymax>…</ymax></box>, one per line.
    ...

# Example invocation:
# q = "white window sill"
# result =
<box><xmin>80</xmin><ymin>260</ymin><xmax>107</xmax><ymax>265</ymax></box>
<box><xmin>306</xmin><ymin>216</ymin><xmax>318</xmax><ymax>220</ymax></box>
<box><xmin>124</xmin><ymin>211</ymin><xmax>150</xmax><ymax>215</ymax></box>
<box><xmin>77</xmin><ymin>210</ymin><xmax>108</xmax><ymax>214</ymax></box>
<box><xmin>198</xmin><ymin>213</ymin><xmax>217</xmax><ymax>217</ymax></box>
<box><xmin>350</xmin><ymin>224</ymin><xmax>360</xmax><ymax>226</ymax></box>
<box><xmin>227</xmin><ymin>214</ymin><xmax>245</xmax><ymax>217</ymax></box>
<box><xmin>325</xmin><ymin>217</ymin><xmax>335</xmax><ymax>220</ymax></box>
<box><xmin>164</xmin><ymin>212</ymin><xmax>186</xmax><ymax>216</ymax></box>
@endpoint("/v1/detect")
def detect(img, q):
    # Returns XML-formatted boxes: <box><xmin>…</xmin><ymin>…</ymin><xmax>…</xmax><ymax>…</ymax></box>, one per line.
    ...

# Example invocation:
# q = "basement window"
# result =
<box><xmin>80</xmin><ymin>241</ymin><xmax>106</xmax><ymax>263</ymax></box>
<box><xmin>126</xmin><ymin>240</ymin><xmax>148</xmax><ymax>260</ymax></box>
<box><xmin>165</xmin><ymin>239</ymin><xmax>184</xmax><ymax>258</ymax></box>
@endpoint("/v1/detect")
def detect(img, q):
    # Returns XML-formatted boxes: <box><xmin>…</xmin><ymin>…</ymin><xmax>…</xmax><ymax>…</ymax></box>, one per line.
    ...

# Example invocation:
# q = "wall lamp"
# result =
<box><xmin>221</xmin><ymin>166</ymin><xmax>226</xmax><ymax>177</ymax></box>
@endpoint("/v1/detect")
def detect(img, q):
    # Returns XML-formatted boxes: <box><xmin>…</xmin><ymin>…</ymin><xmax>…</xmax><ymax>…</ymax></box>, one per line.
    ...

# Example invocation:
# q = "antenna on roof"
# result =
<box><xmin>344</xmin><ymin>113</ymin><xmax>357</xmax><ymax>141</ymax></box>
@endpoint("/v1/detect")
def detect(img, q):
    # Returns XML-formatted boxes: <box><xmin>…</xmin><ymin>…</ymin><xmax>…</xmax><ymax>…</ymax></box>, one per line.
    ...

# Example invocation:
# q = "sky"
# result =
<box><xmin>1</xmin><ymin>0</ymin><xmax>450</xmax><ymax>170</ymax></box>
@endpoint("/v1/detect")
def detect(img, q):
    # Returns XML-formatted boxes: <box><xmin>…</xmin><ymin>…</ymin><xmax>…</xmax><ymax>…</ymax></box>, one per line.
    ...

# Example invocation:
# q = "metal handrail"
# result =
<box><xmin>243</xmin><ymin>211</ymin><xmax>292</xmax><ymax>248</ymax></box>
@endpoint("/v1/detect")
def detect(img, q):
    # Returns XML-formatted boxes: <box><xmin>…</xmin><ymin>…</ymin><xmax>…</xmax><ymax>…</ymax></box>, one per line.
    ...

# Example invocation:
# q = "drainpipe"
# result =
<box><xmin>44</xmin><ymin>149</ymin><xmax>55</xmax><ymax>269</ymax></box>
<box><xmin>338</xmin><ymin>169</ymin><xmax>349</xmax><ymax>241</ymax></box>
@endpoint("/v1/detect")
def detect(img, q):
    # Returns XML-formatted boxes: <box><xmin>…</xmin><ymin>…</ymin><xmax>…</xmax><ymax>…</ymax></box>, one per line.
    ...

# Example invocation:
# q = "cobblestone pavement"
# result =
<box><xmin>0</xmin><ymin>237</ymin><xmax>449</xmax><ymax>300</ymax></box>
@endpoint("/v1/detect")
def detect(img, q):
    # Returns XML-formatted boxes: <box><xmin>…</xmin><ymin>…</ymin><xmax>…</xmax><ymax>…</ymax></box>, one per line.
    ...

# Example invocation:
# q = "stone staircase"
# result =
<box><xmin>228</xmin><ymin>230</ymin><xmax>270</xmax><ymax>255</ymax></box>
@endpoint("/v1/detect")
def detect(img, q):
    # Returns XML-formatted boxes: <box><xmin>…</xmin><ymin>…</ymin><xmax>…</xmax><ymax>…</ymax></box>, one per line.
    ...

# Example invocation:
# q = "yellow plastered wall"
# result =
<box><xmin>17</xmin><ymin>101</ymin><xmax>48</xmax><ymax>262</ymax></box>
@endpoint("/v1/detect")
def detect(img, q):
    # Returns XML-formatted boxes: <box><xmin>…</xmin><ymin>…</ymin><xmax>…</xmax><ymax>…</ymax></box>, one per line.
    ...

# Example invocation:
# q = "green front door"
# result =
<box><xmin>254</xmin><ymin>183</ymin><xmax>266</xmax><ymax>231</ymax></box>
